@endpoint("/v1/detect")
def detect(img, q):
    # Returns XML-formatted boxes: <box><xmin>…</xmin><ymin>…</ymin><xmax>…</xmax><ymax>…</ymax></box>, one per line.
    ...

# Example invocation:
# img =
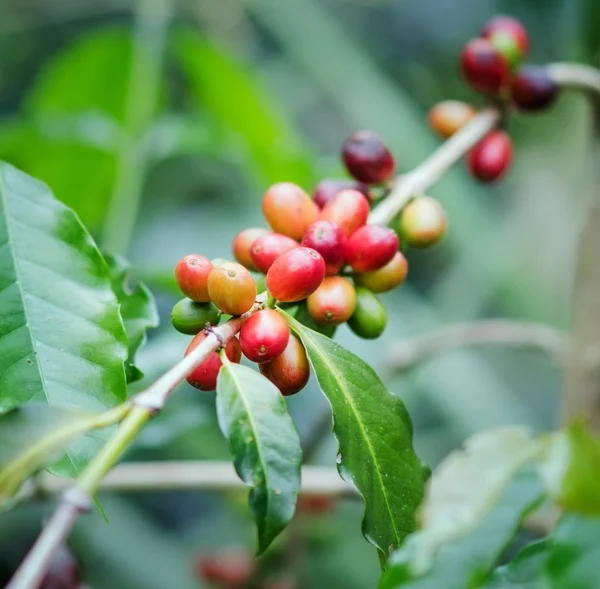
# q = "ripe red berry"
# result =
<box><xmin>312</xmin><ymin>179</ymin><xmax>370</xmax><ymax>209</ymax></box>
<box><xmin>319</xmin><ymin>189</ymin><xmax>370</xmax><ymax>237</ymax></box>
<box><xmin>185</xmin><ymin>332</ymin><xmax>242</xmax><ymax>391</ymax></box>
<box><xmin>266</xmin><ymin>247</ymin><xmax>326</xmax><ymax>303</ymax></box>
<box><xmin>232</xmin><ymin>227</ymin><xmax>269</xmax><ymax>271</ymax></box>
<box><xmin>428</xmin><ymin>101</ymin><xmax>476</xmax><ymax>139</ymax></box>
<box><xmin>301</xmin><ymin>220</ymin><xmax>347</xmax><ymax>275</ymax></box>
<box><xmin>262</xmin><ymin>182</ymin><xmax>319</xmax><ymax>240</ymax></box>
<box><xmin>467</xmin><ymin>130</ymin><xmax>513</xmax><ymax>183</ymax></box>
<box><xmin>175</xmin><ymin>254</ymin><xmax>214</xmax><ymax>303</ymax></box>
<box><xmin>342</xmin><ymin>131</ymin><xmax>395</xmax><ymax>184</ymax></box>
<box><xmin>207</xmin><ymin>262</ymin><xmax>257</xmax><ymax>316</ymax></box>
<box><xmin>400</xmin><ymin>196</ymin><xmax>447</xmax><ymax>248</ymax></box>
<box><xmin>259</xmin><ymin>333</ymin><xmax>310</xmax><ymax>396</ymax></box>
<box><xmin>511</xmin><ymin>66</ymin><xmax>559</xmax><ymax>112</ymax></box>
<box><xmin>297</xmin><ymin>495</ymin><xmax>335</xmax><ymax>515</ymax></box>
<box><xmin>460</xmin><ymin>38</ymin><xmax>511</xmax><ymax>93</ymax></box>
<box><xmin>482</xmin><ymin>15</ymin><xmax>528</xmax><ymax>58</ymax></box>
<box><xmin>307</xmin><ymin>277</ymin><xmax>356</xmax><ymax>325</ymax></box>
<box><xmin>345</xmin><ymin>225</ymin><xmax>399</xmax><ymax>273</ymax></box>
<box><xmin>355</xmin><ymin>251</ymin><xmax>408</xmax><ymax>293</ymax></box>
<box><xmin>249</xmin><ymin>232</ymin><xmax>298</xmax><ymax>273</ymax></box>
<box><xmin>195</xmin><ymin>550</ymin><xmax>255</xmax><ymax>588</ymax></box>
<box><xmin>239</xmin><ymin>309</ymin><xmax>290</xmax><ymax>364</ymax></box>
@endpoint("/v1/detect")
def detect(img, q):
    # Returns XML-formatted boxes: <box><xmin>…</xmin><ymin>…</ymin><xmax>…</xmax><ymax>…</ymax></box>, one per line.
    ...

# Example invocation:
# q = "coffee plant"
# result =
<box><xmin>1</xmin><ymin>8</ymin><xmax>600</xmax><ymax>589</ymax></box>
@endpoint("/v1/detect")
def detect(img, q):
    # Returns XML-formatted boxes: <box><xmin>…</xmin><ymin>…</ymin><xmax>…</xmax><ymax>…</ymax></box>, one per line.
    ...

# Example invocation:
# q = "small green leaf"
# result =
<box><xmin>0</xmin><ymin>162</ymin><xmax>129</xmax><ymax>475</ymax></box>
<box><xmin>544</xmin><ymin>514</ymin><xmax>600</xmax><ymax>589</ymax></box>
<box><xmin>0</xmin><ymin>403</ymin><xmax>128</xmax><ymax>506</ymax></box>
<box><xmin>379</xmin><ymin>470</ymin><xmax>542</xmax><ymax>589</ymax></box>
<box><xmin>484</xmin><ymin>539</ymin><xmax>550</xmax><ymax>589</ymax></box>
<box><xmin>282</xmin><ymin>311</ymin><xmax>425</xmax><ymax>563</ymax></box>
<box><xmin>103</xmin><ymin>253</ymin><xmax>159</xmax><ymax>383</ymax></box>
<box><xmin>216</xmin><ymin>358</ymin><xmax>302</xmax><ymax>554</ymax></box>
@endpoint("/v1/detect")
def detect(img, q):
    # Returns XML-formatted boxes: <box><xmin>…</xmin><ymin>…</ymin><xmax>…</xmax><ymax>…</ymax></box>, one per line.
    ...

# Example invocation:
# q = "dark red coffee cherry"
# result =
<box><xmin>207</xmin><ymin>262</ymin><xmax>257</xmax><ymax>316</ymax></box>
<box><xmin>312</xmin><ymin>179</ymin><xmax>370</xmax><ymax>209</ymax></box>
<box><xmin>355</xmin><ymin>251</ymin><xmax>408</xmax><ymax>293</ymax></box>
<box><xmin>307</xmin><ymin>277</ymin><xmax>356</xmax><ymax>325</ymax></box>
<box><xmin>195</xmin><ymin>549</ymin><xmax>255</xmax><ymax>588</ymax></box>
<box><xmin>185</xmin><ymin>332</ymin><xmax>241</xmax><ymax>391</ymax></box>
<box><xmin>249</xmin><ymin>232</ymin><xmax>298</xmax><ymax>274</ymax></box>
<box><xmin>301</xmin><ymin>220</ymin><xmax>347</xmax><ymax>276</ymax></box>
<box><xmin>342</xmin><ymin>131</ymin><xmax>395</xmax><ymax>184</ymax></box>
<box><xmin>239</xmin><ymin>309</ymin><xmax>290</xmax><ymax>363</ymax></box>
<box><xmin>232</xmin><ymin>227</ymin><xmax>269</xmax><ymax>271</ymax></box>
<box><xmin>262</xmin><ymin>182</ymin><xmax>319</xmax><ymax>240</ymax></box>
<box><xmin>266</xmin><ymin>247</ymin><xmax>326</xmax><ymax>303</ymax></box>
<box><xmin>511</xmin><ymin>66</ymin><xmax>559</xmax><ymax>112</ymax></box>
<box><xmin>467</xmin><ymin>130</ymin><xmax>513</xmax><ymax>183</ymax></box>
<box><xmin>175</xmin><ymin>254</ymin><xmax>214</xmax><ymax>303</ymax></box>
<box><xmin>259</xmin><ymin>333</ymin><xmax>310</xmax><ymax>396</ymax></box>
<box><xmin>345</xmin><ymin>225</ymin><xmax>399</xmax><ymax>273</ymax></box>
<box><xmin>482</xmin><ymin>15</ymin><xmax>529</xmax><ymax>59</ymax></box>
<box><xmin>460</xmin><ymin>38</ymin><xmax>511</xmax><ymax>93</ymax></box>
<box><xmin>319</xmin><ymin>189</ymin><xmax>370</xmax><ymax>237</ymax></box>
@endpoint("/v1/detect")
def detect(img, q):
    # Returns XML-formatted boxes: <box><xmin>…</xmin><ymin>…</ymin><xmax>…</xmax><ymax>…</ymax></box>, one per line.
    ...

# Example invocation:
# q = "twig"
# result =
<box><xmin>385</xmin><ymin>320</ymin><xmax>568</xmax><ymax>374</ymax></box>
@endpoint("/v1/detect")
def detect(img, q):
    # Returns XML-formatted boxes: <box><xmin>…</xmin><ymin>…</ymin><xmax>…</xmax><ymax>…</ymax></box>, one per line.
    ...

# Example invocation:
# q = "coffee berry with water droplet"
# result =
<box><xmin>239</xmin><ymin>309</ymin><xmax>290</xmax><ymax>364</ymax></box>
<box><xmin>307</xmin><ymin>276</ymin><xmax>356</xmax><ymax>325</ymax></box>
<box><xmin>460</xmin><ymin>38</ymin><xmax>511</xmax><ymax>93</ymax></box>
<box><xmin>319</xmin><ymin>189</ymin><xmax>370</xmax><ymax>237</ymax></box>
<box><xmin>345</xmin><ymin>225</ymin><xmax>399</xmax><ymax>273</ymax></box>
<box><xmin>185</xmin><ymin>332</ymin><xmax>241</xmax><ymax>391</ymax></box>
<box><xmin>312</xmin><ymin>178</ymin><xmax>370</xmax><ymax>209</ymax></box>
<box><xmin>511</xmin><ymin>65</ymin><xmax>558</xmax><ymax>112</ymax></box>
<box><xmin>232</xmin><ymin>227</ymin><xmax>269</xmax><ymax>271</ymax></box>
<box><xmin>400</xmin><ymin>196</ymin><xmax>447</xmax><ymax>248</ymax></box>
<box><xmin>467</xmin><ymin>130</ymin><xmax>513</xmax><ymax>183</ymax></box>
<box><xmin>259</xmin><ymin>333</ymin><xmax>310</xmax><ymax>396</ymax></box>
<box><xmin>355</xmin><ymin>251</ymin><xmax>408</xmax><ymax>293</ymax></box>
<box><xmin>207</xmin><ymin>262</ymin><xmax>257</xmax><ymax>316</ymax></box>
<box><xmin>342</xmin><ymin>130</ymin><xmax>395</xmax><ymax>184</ymax></box>
<box><xmin>175</xmin><ymin>254</ymin><xmax>214</xmax><ymax>303</ymax></box>
<box><xmin>301</xmin><ymin>220</ymin><xmax>347</xmax><ymax>275</ymax></box>
<box><xmin>250</xmin><ymin>232</ymin><xmax>299</xmax><ymax>273</ymax></box>
<box><xmin>348</xmin><ymin>287</ymin><xmax>387</xmax><ymax>340</ymax></box>
<box><xmin>171</xmin><ymin>298</ymin><xmax>220</xmax><ymax>335</ymax></box>
<box><xmin>262</xmin><ymin>182</ymin><xmax>319</xmax><ymax>240</ymax></box>
<box><xmin>428</xmin><ymin>100</ymin><xmax>476</xmax><ymax>139</ymax></box>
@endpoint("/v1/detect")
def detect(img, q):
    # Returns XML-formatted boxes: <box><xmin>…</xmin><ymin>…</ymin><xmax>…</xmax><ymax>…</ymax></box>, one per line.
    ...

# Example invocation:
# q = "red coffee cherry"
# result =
<box><xmin>301</xmin><ymin>220</ymin><xmax>347</xmax><ymax>276</ymax></box>
<box><xmin>207</xmin><ymin>262</ymin><xmax>257</xmax><ymax>316</ymax></box>
<box><xmin>345</xmin><ymin>225</ymin><xmax>399</xmax><ymax>273</ymax></box>
<box><xmin>428</xmin><ymin>101</ymin><xmax>476</xmax><ymax>139</ymax></box>
<box><xmin>185</xmin><ymin>332</ymin><xmax>242</xmax><ymax>391</ymax></box>
<box><xmin>460</xmin><ymin>38</ymin><xmax>511</xmax><ymax>93</ymax></box>
<box><xmin>266</xmin><ymin>247</ymin><xmax>326</xmax><ymax>303</ymax></box>
<box><xmin>262</xmin><ymin>182</ymin><xmax>319</xmax><ymax>240</ymax></box>
<box><xmin>195</xmin><ymin>549</ymin><xmax>255</xmax><ymax>588</ymax></box>
<box><xmin>467</xmin><ymin>130</ymin><xmax>513</xmax><ymax>183</ymax></box>
<box><xmin>355</xmin><ymin>251</ymin><xmax>408</xmax><ymax>293</ymax></box>
<box><xmin>319</xmin><ymin>189</ymin><xmax>370</xmax><ymax>237</ymax></box>
<box><xmin>249</xmin><ymin>232</ymin><xmax>298</xmax><ymax>273</ymax></box>
<box><xmin>342</xmin><ymin>130</ymin><xmax>395</xmax><ymax>184</ymax></box>
<box><xmin>232</xmin><ymin>227</ymin><xmax>269</xmax><ymax>271</ymax></box>
<box><xmin>511</xmin><ymin>66</ymin><xmax>559</xmax><ymax>112</ymax></box>
<box><xmin>239</xmin><ymin>309</ymin><xmax>290</xmax><ymax>364</ymax></box>
<box><xmin>312</xmin><ymin>179</ymin><xmax>370</xmax><ymax>209</ymax></box>
<box><xmin>400</xmin><ymin>196</ymin><xmax>447</xmax><ymax>248</ymax></box>
<box><xmin>297</xmin><ymin>495</ymin><xmax>335</xmax><ymax>515</ymax></box>
<box><xmin>175</xmin><ymin>254</ymin><xmax>214</xmax><ymax>303</ymax></box>
<box><xmin>307</xmin><ymin>277</ymin><xmax>356</xmax><ymax>325</ymax></box>
<box><xmin>482</xmin><ymin>15</ymin><xmax>528</xmax><ymax>58</ymax></box>
<box><xmin>259</xmin><ymin>333</ymin><xmax>310</xmax><ymax>396</ymax></box>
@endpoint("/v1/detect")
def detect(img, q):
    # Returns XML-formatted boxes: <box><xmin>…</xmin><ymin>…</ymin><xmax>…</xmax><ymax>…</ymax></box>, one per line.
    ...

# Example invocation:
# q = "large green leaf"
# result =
<box><xmin>379</xmin><ymin>470</ymin><xmax>542</xmax><ymax>589</ymax></box>
<box><xmin>216</xmin><ymin>358</ymin><xmax>302</xmax><ymax>554</ymax></box>
<box><xmin>172</xmin><ymin>31</ymin><xmax>316</xmax><ymax>188</ymax></box>
<box><xmin>0</xmin><ymin>162</ymin><xmax>129</xmax><ymax>474</ymax></box>
<box><xmin>104</xmin><ymin>253</ymin><xmax>158</xmax><ymax>383</ymax></box>
<box><xmin>0</xmin><ymin>403</ymin><xmax>128</xmax><ymax>507</ymax></box>
<box><xmin>484</xmin><ymin>539</ymin><xmax>550</xmax><ymax>589</ymax></box>
<box><xmin>282</xmin><ymin>311</ymin><xmax>426</xmax><ymax>564</ymax></box>
<box><xmin>544</xmin><ymin>514</ymin><xmax>600</xmax><ymax>589</ymax></box>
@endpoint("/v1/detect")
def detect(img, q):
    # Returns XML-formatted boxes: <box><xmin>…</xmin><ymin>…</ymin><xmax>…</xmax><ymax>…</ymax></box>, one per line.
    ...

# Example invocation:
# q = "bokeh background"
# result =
<box><xmin>0</xmin><ymin>0</ymin><xmax>598</xmax><ymax>587</ymax></box>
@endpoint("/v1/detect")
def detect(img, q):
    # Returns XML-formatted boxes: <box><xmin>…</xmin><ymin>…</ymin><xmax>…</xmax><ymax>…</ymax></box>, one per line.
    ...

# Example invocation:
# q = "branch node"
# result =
<box><xmin>60</xmin><ymin>487</ymin><xmax>92</xmax><ymax>514</ymax></box>
<box><xmin>204</xmin><ymin>324</ymin><xmax>225</xmax><ymax>348</ymax></box>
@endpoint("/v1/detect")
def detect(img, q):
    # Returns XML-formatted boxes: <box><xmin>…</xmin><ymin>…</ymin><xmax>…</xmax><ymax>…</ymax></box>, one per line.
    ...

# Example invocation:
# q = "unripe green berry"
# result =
<box><xmin>348</xmin><ymin>287</ymin><xmax>387</xmax><ymax>339</ymax></box>
<box><xmin>171</xmin><ymin>298</ymin><xmax>220</xmax><ymax>335</ymax></box>
<box><xmin>399</xmin><ymin>197</ymin><xmax>447</xmax><ymax>248</ymax></box>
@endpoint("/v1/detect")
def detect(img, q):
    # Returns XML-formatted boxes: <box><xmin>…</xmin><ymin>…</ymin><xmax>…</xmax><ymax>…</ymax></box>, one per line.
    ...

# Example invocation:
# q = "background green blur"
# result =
<box><xmin>0</xmin><ymin>0</ymin><xmax>598</xmax><ymax>587</ymax></box>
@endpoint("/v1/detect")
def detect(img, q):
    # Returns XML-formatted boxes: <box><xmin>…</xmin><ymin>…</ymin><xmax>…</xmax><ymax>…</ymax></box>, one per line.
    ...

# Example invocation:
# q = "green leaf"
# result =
<box><xmin>0</xmin><ymin>162</ymin><xmax>129</xmax><ymax>475</ymax></box>
<box><xmin>216</xmin><ymin>358</ymin><xmax>302</xmax><ymax>554</ymax></box>
<box><xmin>0</xmin><ymin>403</ymin><xmax>128</xmax><ymax>506</ymax></box>
<box><xmin>544</xmin><ymin>514</ymin><xmax>600</xmax><ymax>589</ymax></box>
<box><xmin>104</xmin><ymin>253</ymin><xmax>159</xmax><ymax>383</ymax></box>
<box><xmin>171</xmin><ymin>31</ymin><xmax>316</xmax><ymax>187</ymax></box>
<box><xmin>282</xmin><ymin>311</ymin><xmax>426</xmax><ymax>563</ymax></box>
<box><xmin>539</xmin><ymin>422</ymin><xmax>600</xmax><ymax>515</ymax></box>
<box><xmin>484</xmin><ymin>539</ymin><xmax>550</xmax><ymax>589</ymax></box>
<box><xmin>379</xmin><ymin>470</ymin><xmax>542</xmax><ymax>589</ymax></box>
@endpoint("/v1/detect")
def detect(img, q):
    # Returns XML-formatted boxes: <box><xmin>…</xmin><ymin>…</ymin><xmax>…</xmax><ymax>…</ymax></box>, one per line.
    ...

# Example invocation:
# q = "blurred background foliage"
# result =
<box><xmin>0</xmin><ymin>0</ymin><xmax>598</xmax><ymax>587</ymax></box>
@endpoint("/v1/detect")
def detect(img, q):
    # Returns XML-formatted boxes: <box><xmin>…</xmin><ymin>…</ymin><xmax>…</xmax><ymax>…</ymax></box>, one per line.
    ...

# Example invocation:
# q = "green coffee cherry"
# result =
<box><xmin>348</xmin><ymin>287</ymin><xmax>387</xmax><ymax>339</ymax></box>
<box><xmin>171</xmin><ymin>298</ymin><xmax>220</xmax><ymax>335</ymax></box>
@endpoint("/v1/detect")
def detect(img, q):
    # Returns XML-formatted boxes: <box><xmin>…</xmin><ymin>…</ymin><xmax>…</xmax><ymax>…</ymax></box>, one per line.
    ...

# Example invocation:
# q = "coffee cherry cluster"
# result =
<box><xmin>429</xmin><ymin>15</ymin><xmax>559</xmax><ymax>183</ymax></box>
<box><xmin>171</xmin><ymin>132</ymin><xmax>447</xmax><ymax>396</ymax></box>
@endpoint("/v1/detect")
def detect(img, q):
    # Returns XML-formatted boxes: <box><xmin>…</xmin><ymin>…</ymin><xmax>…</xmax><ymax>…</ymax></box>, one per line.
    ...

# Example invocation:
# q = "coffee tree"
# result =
<box><xmin>1</xmin><ymin>12</ymin><xmax>600</xmax><ymax>589</ymax></box>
